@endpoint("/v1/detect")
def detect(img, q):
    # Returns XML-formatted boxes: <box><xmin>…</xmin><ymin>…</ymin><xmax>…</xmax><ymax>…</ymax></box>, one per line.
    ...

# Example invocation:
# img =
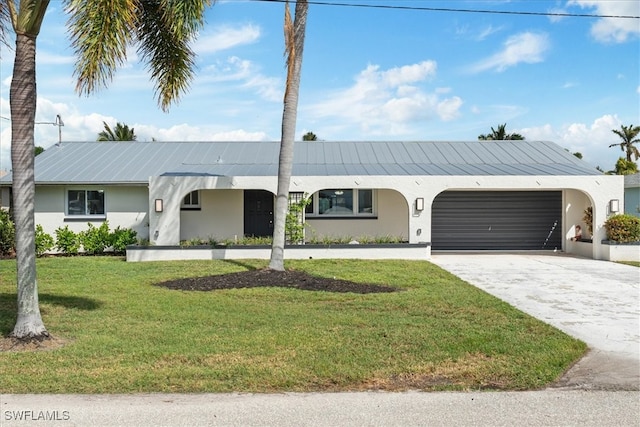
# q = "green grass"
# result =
<box><xmin>618</xmin><ymin>261</ymin><xmax>640</xmax><ymax>267</ymax></box>
<box><xmin>0</xmin><ymin>257</ymin><xmax>586</xmax><ymax>393</ymax></box>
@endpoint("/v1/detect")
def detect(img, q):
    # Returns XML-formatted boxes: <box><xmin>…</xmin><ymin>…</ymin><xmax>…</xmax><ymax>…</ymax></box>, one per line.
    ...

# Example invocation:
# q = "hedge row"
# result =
<box><xmin>0</xmin><ymin>212</ymin><xmax>137</xmax><ymax>257</ymax></box>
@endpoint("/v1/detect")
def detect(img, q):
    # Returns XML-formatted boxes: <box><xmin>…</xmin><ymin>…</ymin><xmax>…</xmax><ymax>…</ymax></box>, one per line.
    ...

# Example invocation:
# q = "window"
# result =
<box><xmin>181</xmin><ymin>190</ymin><xmax>201</xmax><ymax>210</ymax></box>
<box><xmin>306</xmin><ymin>189</ymin><xmax>375</xmax><ymax>217</ymax></box>
<box><xmin>67</xmin><ymin>189</ymin><xmax>105</xmax><ymax>216</ymax></box>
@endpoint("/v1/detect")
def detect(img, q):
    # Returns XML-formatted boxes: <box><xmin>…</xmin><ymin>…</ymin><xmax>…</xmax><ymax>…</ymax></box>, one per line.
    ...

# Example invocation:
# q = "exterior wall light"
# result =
<box><xmin>415</xmin><ymin>197</ymin><xmax>424</xmax><ymax>211</ymax></box>
<box><xmin>609</xmin><ymin>199</ymin><xmax>619</xmax><ymax>213</ymax></box>
<box><xmin>155</xmin><ymin>199</ymin><xmax>163</xmax><ymax>213</ymax></box>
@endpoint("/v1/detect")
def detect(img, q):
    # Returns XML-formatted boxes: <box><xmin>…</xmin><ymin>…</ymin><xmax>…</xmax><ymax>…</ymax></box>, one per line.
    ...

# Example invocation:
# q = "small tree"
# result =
<box><xmin>302</xmin><ymin>131</ymin><xmax>317</xmax><ymax>141</ymax></box>
<box><xmin>614</xmin><ymin>157</ymin><xmax>638</xmax><ymax>175</ymax></box>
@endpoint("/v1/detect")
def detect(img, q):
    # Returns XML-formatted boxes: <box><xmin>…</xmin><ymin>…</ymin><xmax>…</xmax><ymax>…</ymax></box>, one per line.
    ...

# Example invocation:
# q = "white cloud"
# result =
<box><xmin>135</xmin><ymin>123</ymin><xmax>267</xmax><ymax>142</ymax></box>
<box><xmin>437</xmin><ymin>97</ymin><xmax>464</xmax><ymax>121</ymax></box>
<box><xmin>476</xmin><ymin>25</ymin><xmax>503</xmax><ymax>41</ymax></box>
<box><xmin>306</xmin><ymin>61</ymin><xmax>462</xmax><ymax>136</ymax></box>
<box><xmin>568</xmin><ymin>0</ymin><xmax>640</xmax><ymax>43</ymax></box>
<box><xmin>193</xmin><ymin>24</ymin><xmax>261</xmax><ymax>54</ymax></box>
<box><xmin>469</xmin><ymin>32</ymin><xmax>550</xmax><ymax>73</ymax></box>
<box><xmin>562</xmin><ymin>81</ymin><xmax>578</xmax><ymax>89</ymax></box>
<box><xmin>199</xmin><ymin>57</ymin><xmax>282</xmax><ymax>102</ymax></box>
<box><xmin>520</xmin><ymin>114</ymin><xmax>624</xmax><ymax>169</ymax></box>
<box><xmin>547</xmin><ymin>7</ymin><xmax>568</xmax><ymax>23</ymax></box>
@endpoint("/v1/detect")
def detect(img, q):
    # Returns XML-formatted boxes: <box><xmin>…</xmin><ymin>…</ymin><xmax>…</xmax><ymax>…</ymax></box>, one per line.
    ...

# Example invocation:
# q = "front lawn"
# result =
<box><xmin>0</xmin><ymin>257</ymin><xmax>585</xmax><ymax>393</ymax></box>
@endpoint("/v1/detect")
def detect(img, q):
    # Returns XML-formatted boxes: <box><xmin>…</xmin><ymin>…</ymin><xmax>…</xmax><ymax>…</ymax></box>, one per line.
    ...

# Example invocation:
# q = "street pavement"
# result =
<box><xmin>1</xmin><ymin>253</ymin><xmax>639</xmax><ymax>426</ymax></box>
<box><xmin>1</xmin><ymin>390</ymin><xmax>639</xmax><ymax>426</ymax></box>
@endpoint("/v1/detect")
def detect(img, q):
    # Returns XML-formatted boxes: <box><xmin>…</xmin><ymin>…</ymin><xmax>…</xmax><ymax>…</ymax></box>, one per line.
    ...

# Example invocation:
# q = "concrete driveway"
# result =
<box><xmin>430</xmin><ymin>252</ymin><xmax>640</xmax><ymax>390</ymax></box>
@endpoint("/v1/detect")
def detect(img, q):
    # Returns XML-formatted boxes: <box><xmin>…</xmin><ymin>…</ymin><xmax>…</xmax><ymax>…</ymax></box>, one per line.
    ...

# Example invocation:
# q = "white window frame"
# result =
<box><xmin>65</xmin><ymin>188</ymin><xmax>106</xmax><ymax>218</ymax></box>
<box><xmin>181</xmin><ymin>190</ymin><xmax>201</xmax><ymax>210</ymax></box>
<box><xmin>306</xmin><ymin>189</ymin><xmax>376</xmax><ymax>218</ymax></box>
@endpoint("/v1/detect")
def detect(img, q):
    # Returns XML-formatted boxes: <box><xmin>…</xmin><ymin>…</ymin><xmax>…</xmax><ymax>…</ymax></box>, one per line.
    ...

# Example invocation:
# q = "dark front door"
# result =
<box><xmin>244</xmin><ymin>190</ymin><xmax>274</xmax><ymax>237</ymax></box>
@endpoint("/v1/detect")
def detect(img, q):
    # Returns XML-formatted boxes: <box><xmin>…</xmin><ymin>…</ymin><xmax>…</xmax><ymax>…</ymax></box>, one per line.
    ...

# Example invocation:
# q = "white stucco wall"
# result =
<box><xmin>148</xmin><ymin>173</ymin><xmax>622</xmax><ymax>260</ymax></box>
<box><xmin>34</xmin><ymin>185</ymin><xmax>149</xmax><ymax>240</ymax></box>
<box><xmin>180</xmin><ymin>189</ymin><xmax>244</xmax><ymax>241</ymax></box>
<box><xmin>305</xmin><ymin>189</ymin><xmax>409</xmax><ymax>241</ymax></box>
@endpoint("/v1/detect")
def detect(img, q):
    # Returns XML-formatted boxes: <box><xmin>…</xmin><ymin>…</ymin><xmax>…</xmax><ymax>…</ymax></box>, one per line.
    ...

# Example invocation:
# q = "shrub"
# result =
<box><xmin>0</xmin><ymin>209</ymin><xmax>15</xmax><ymax>256</ymax></box>
<box><xmin>55</xmin><ymin>225</ymin><xmax>80</xmax><ymax>255</ymax></box>
<box><xmin>35</xmin><ymin>225</ymin><xmax>55</xmax><ymax>257</ymax></box>
<box><xmin>285</xmin><ymin>195</ymin><xmax>311</xmax><ymax>244</ymax></box>
<box><xmin>111</xmin><ymin>226</ymin><xmax>138</xmax><ymax>254</ymax></box>
<box><xmin>582</xmin><ymin>207</ymin><xmax>593</xmax><ymax>235</ymax></box>
<box><xmin>604</xmin><ymin>214</ymin><xmax>640</xmax><ymax>243</ymax></box>
<box><xmin>80</xmin><ymin>222</ymin><xmax>112</xmax><ymax>255</ymax></box>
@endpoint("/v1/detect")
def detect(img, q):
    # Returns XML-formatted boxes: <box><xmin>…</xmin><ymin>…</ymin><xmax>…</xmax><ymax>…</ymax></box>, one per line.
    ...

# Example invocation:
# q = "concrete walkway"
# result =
<box><xmin>430</xmin><ymin>252</ymin><xmax>640</xmax><ymax>390</ymax></box>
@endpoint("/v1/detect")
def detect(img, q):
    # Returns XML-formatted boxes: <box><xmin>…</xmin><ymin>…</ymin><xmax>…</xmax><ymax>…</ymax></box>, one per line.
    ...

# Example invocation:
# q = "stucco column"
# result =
<box><xmin>149</xmin><ymin>176</ymin><xmax>182</xmax><ymax>246</ymax></box>
<box><xmin>403</xmin><ymin>184</ymin><xmax>442</xmax><ymax>246</ymax></box>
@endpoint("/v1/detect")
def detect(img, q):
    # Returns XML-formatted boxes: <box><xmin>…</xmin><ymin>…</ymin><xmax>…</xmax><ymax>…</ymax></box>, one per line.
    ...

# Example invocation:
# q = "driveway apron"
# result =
<box><xmin>430</xmin><ymin>253</ymin><xmax>640</xmax><ymax>390</ymax></box>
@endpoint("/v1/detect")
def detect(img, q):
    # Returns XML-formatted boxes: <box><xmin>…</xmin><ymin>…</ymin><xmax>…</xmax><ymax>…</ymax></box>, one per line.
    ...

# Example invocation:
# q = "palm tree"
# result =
<box><xmin>97</xmin><ymin>121</ymin><xmax>137</xmax><ymax>141</ymax></box>
<box><xmin>1</xmin><ymin>0</ymin><xmax>212</xmax><ymax>340</ymax></box>
<box><xmin>609</xmin><ymin>124</ymin><xmax>640</xmax><ymax>162</ymax></box>
<box><xmin>478</xmin><ymin>123</ymin><xmax>524</xmax><ymax>140</ymax></box>
<box><xmin>302</xmin><ymin>131</ymin><xmax>317</xmax><ymax>141</ymax></box>
<box><xmin>269</xmin><ymin>0</ymin><xmax>308</xmax><ymax>271</ymax></box>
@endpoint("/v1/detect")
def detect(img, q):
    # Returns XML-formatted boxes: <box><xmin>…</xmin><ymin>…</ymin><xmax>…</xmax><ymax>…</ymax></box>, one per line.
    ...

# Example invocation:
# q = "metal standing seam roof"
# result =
<box><xmin>0</xmin><ymin>140</ymin><xmax>602</xmax><ymax>185</ymax></box>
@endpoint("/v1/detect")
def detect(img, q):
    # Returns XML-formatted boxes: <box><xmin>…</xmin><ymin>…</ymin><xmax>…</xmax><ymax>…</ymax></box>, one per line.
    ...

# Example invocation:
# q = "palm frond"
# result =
<box><xmin>0</xmin><ymin>1</ymin><xmax>12</xmax><ymax>50</ymax></box>
<box><xmin>66</xmin><ymin>0</ymin><xmax>138</xmax><ymax>97</ymax></box>
<box><xmin>135</xmin><ymin>0</ymin><xmax>211</xmax><ymax>111</ymax></box>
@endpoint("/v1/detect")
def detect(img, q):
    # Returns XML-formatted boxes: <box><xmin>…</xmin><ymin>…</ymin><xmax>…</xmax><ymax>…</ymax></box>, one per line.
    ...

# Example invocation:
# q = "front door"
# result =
<box><xmin>244</xmin><ymin>190</ymin><xmax>274</xmax><ymax>237</ymax></box>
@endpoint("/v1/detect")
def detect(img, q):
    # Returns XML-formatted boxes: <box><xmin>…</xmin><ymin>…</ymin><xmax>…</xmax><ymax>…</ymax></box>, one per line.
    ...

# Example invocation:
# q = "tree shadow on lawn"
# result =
<box><xmin>0</xmin><ymin>293</ymin><xmax>102</xmax><ymax>336</ymax></box>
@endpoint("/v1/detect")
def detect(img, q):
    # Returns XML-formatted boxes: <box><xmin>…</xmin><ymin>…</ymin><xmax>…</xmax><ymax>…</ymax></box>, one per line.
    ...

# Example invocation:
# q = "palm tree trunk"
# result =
<box><xmin>10</xmin><ymin>32</ymin><xmax>48</xmax><ymax>339</ymax></box>
<box><xmin>269</xmin><ymin>0</ymin><xmax>308</xmax><ymax>271</ymax></box>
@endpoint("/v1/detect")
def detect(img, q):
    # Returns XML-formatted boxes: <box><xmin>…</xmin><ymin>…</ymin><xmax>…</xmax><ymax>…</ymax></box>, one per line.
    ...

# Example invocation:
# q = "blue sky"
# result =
<box><xmin>1</xmin><ymin>0</ymin><xmax>639</xmax><ymax>172</ymax></box>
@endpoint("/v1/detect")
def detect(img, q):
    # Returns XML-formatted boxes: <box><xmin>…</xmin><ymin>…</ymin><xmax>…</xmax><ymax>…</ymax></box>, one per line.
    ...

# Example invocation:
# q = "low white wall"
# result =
<box><xmin>126</xmin><ymin>244</ymin><xmax>430</xmax><ymax>262</ymax></box>
<box><xmin>601</xmin><ymin>242</ymin><xmax>640</xmax><ymax>262</ymax></box>
<box><xmin>566</xmin><ymin>240</ymin><xmax>593</xmax><ymax>259</ymax></box>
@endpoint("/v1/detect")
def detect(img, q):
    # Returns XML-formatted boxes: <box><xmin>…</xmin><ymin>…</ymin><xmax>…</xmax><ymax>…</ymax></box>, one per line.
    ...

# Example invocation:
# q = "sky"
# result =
<box><xmin>1</xmin><ymin>0</ymin><xmax>639</xmax><ymax>172</ymax></box>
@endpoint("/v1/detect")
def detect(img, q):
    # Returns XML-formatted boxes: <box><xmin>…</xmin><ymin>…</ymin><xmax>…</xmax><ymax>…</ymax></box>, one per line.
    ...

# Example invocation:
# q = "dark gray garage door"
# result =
<box><xmin>432</xmin><ymin>191</ymin><xmax>562</xmax><ymax>250</ymax></box>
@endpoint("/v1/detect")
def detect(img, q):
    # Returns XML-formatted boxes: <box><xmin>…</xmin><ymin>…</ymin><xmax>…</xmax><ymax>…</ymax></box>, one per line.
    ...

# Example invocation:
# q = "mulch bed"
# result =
<box><xmin>155</xmin><ymin>268</ymin><xmax>400</xmax><ymax>294</ymax></box>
